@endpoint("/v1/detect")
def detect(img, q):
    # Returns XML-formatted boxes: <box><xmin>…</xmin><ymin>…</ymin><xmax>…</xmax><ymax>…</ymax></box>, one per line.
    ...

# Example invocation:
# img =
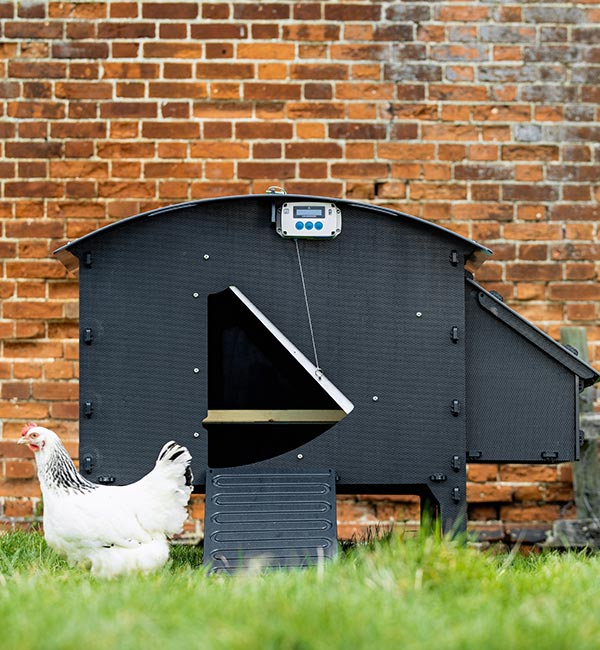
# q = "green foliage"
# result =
<box><xmin>1</xmin><ymin>530</ymin><xmax>599</xmax><ymax>650</ymax></box>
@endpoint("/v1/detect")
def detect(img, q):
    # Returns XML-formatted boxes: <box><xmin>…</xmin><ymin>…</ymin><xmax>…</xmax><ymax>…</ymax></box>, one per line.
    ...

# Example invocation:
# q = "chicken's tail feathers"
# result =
<box><xmin>157</xmin><ymin>441</ymin><xmax>193</xmax><ymax>486</ymax></box>
<box><xmin>156</xmin><ymin>440</ymin><xmax>194</xmax><ymax>488</ymax></box>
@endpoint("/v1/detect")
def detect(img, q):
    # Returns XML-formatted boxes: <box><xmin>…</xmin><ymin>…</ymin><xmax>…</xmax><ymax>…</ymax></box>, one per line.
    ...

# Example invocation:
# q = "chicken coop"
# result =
<box><xmin>55</xmin><ymin>192</ymin><xmax>599</xmax><ymax>572</ymax></box>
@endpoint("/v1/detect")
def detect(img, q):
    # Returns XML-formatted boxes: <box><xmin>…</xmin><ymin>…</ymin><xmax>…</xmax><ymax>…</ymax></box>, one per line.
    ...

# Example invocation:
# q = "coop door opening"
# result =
<box><xmin>205</xmin><ymin>286</ymin><xmax>353</xmax><ymax>467</ymax></box>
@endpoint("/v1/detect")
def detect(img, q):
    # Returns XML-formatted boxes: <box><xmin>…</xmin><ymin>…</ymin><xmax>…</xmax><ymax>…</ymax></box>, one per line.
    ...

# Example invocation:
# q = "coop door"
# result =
<box><xmin>205</xmin><ymin>286</ymin><xmax>353</xmax><ymax>466</ymax></box>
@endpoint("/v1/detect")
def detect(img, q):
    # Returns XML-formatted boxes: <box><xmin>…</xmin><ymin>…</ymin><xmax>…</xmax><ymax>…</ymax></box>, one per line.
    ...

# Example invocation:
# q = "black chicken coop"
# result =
<box><xmin>55</xmin><ymin>193</ymin><xmax>599</xmax><ymax>572</ymax></box>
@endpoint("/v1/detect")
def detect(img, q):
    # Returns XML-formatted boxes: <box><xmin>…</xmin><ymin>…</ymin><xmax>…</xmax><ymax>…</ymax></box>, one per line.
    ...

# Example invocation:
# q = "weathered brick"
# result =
<box><xmin>324</xmin><ymin>4</ymin><xmax>381</xmax><ymax>21</ymax></box>
<box><xmin>52</xmin><ymin>42</ymin><xmax>109</xmax><ymax>59</ymax></box>
<box><xmin>5</xmin><ymin>21</ymin><xmax>62</xmax><ymax>39</ymax></box>
<box><xmin>329</xmin><ymin>123</ymin><xmax>387</xmax><ymax>140</ymax></box>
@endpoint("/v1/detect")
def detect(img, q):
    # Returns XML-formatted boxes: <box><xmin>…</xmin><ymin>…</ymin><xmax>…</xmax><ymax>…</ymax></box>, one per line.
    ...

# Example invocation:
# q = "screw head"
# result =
<box><xmin>193</xmin><ymin>367</ymin><xmax>200</xmax><ymax>374</ymax></box>
<box><xmin>297</xmin><ymin>453</ymin><xmax>303</xmax><ymax>460</ymax></box>
<box><xmin>372</xmin><ymin>395</ymin><xmax>379</xmax><ymax>402</ymax></box>
<box><xmin>416</xmin><ymin>312</ymin><xmax>423</xmax><ymax>318</ymax></box>
<box><xmin>193</xmin><ymin>432</ymin><xmax>200</xmax><ymax>438</ymax></box>
<box><xmin>192</xmin><ymin>292</ymin><xmax>199</xmax><ymax>298</ymax></box>
<box><xmin>203</xmin><ymin>254</ymin><xmax>210</xmax><ymax>260</ymax></box>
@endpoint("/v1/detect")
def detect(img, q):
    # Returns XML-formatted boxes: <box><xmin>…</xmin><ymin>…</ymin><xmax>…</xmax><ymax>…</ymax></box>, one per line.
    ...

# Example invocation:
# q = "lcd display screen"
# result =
<box><xmin>294</xmin><ymin>206</ymin><xmax>325</xmax><ymax>219</ymax></box>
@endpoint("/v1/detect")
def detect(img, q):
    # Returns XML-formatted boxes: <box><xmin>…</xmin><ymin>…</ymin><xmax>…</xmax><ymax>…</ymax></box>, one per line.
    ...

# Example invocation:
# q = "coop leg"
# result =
<box><xmin>421</xmin><ymin>485</ymin><xmax>467</xmax><ymax>538</ymax></box>
<box><xmin>420</xmin><ymin>492</ymin><xmax>441</xmax><ymax>535</ymax></box>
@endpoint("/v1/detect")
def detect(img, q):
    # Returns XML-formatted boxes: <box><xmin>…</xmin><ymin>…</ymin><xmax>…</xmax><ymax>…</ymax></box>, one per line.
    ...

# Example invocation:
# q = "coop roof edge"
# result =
<box><xmin>468</xmin><ymin>278</ymin><xmax>600</xmax><ymax>386</ymax></box>
<box><xmin>53</xmin><ymin>194</ymin><xmax>492</xmax><ymax>272</ymax></box>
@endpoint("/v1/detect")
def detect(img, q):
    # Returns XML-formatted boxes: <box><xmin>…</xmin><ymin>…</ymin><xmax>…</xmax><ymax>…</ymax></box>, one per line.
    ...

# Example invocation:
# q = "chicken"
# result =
<box><xmin>18</xmin><ymin>423</ymin><xmax>193</xmax><ymax>578</ymax></box>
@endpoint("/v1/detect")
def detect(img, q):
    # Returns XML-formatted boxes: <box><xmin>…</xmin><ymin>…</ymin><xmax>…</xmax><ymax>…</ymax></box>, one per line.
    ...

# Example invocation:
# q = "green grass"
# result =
<box><xmin>1</xmin><ymin>530</ymin><xmax>600</xmax><ymax>650</ymax></box>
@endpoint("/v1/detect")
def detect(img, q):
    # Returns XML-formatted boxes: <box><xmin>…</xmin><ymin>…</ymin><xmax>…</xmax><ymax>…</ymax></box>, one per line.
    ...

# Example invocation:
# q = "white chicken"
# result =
<box><xmin>18</xmin><ymin>422</ymin><xmax>193</xmax><ymax>578</ymax></box>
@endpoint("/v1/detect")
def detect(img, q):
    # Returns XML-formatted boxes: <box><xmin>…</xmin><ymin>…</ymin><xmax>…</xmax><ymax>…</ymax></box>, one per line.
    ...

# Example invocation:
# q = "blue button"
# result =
<box><xmin>295</xmin><ymin>221</ymin><xmax>304</xmax><ymax>230</ymax></box>
<box><xmin>315</xmin><ymin>221</ymin><xmax>324</xmax><ymax>231</ymax></box>
<box><xmin>305</xmin><ymin>221</ymin><xmax>314</xmax><ymax>230</ymax></box>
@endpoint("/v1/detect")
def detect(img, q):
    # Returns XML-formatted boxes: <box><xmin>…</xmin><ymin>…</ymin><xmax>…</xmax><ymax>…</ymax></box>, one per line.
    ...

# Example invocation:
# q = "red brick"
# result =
<box><xmin>144</xmin><ymin>42</ymin><xmax>204</xmax><ymax>58</ymax></box>
<box><xmin>196</xmin><ymin>63</ymin><xmax>254</xmax><ymax>79</ymax></box>
<box><xmin>205</xmin><ymin>43</ymin><xmax>233</xmax><ymax>59</ymax></box>
<box><xmin>141</xmin><ymin>122</ymin><xmax>199</xmax><ymax>139</ymax></box>
<box><xmin>283</xmin><ymin>24</ymin><xmax>339</xmax><ymax>41</ymax></box>
<box><xmin>468</xmin><ymin>464</ymin><xmax>499</xmax><ymax>482</ymax></box>
<box><xmin>142</xmin><ymin>2</ymin><xmax>198</xmax><ymax>18</ymax></box>
<box><xmin>429</xmin><ymin>85</ymin><xmax>488</xmax><ymax>102</ymax></box>
<box><xmin>5</xmin><ymin>20</ymin><xmax>61</xmax><ymax>38</ymax></box>
<box><xmin>32</xmin><ymin>382</ymin><xmax>78</xmax><ymax>400</ymax></box>
<box><xmin>324</xmin><ymin>4</ymin><xmax>381</xmax><ymax>21</ymax></box>
<box><xmin>331</xmin><ymin>163</ymin><xmax>388</xmax><ymax>179</ymax></box>
<box><xmin>500</xmin><ymin>505</ymin><xmax>561</xmax><ymax>523</ymax></box>
<box><xmin>549</xmin><ymin>283</ymin><xmax>600</xmax><ymax>301</ymax></box>
<box><xmin>202</xmin><ymin>4</ymin><xmax>229</xmax><ymax>19</ymax></box>
<box><xmin>467</xmin><ymin>483</ymin><xmax>513</xmax><ymax>503</ymax></box>
<box><xmin>505</xmin><ymin>263</ymin><xmax>561</xmax><ymax>281</ymax></box>
<box><xmin>285</xmin><ymin>143</ymin><xmax>343</xmax><ymax>159</ymax></box>
<box><xmin>235</xmin><ymin>122</ymin><xmax>293</xmax><ymax>140</ymax></box>
<box><xmin>244</xmin><ymin>83</ymin><xmax>301</xmax><ymax>100</ymax></box>
<box><xmin>238</xmin><ymin>162</ymin><xmax>296</xmax><ymax>179</ymax></box>
<box><xmin>5</xmin><ymin>461</ymin><xmax>36</xmax><ymax>480</ymax></box>
<box><xmin>55</xmin><ymin>83</ymin><xmax>112</xmax><ymax>99</ymax></box>
<box><xmin>4</xmin><ymin>499</ymin><xmax>33</xmax><ymax>518</ymax></box>
<box><xmin>190</xmin><ymin>24</ymin><xmax>247</xmax><ymax>40</ymax></box>
<box><xmin>190</xmin><ymin>142</ymin><xmax>249</xmax><ymax>159</ymax></box>
<box><xmin>5</xmin><ymin>182</ymin><xmax>64</xmax><ymax>198</ymax></box>
<box><xmin>149</xmin><ymin>83</ymin><xmax>207</xmax><ymax>99</ymax></box>
<box><xmin>5</xmin><ymin>142</ymin><xmax>62</xmax><ymax>159</ymax></box>
<box><xmin>238</xmin><ymin>43</ymin><xmax>295</xmax><ymax>60</ymax></box>
<box><xmin>8</xmin><ymin>61</ymin><xmax>66</xmax><ymax>78</ymax></box>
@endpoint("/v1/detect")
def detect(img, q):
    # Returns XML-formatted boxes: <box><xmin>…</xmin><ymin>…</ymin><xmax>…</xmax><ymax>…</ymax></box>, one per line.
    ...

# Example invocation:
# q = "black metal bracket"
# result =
<box><xmin>451</xmin><ymin>326</ymin><xmax>459</xmax><ymax>343</ymax></box>
<box><xmin>541</xmin><ymin>451</ymin><xmax>559</xmax><ymax>462</ymax></box>
<box><xmin>82</xmin><ymin>455</ymin><xmax>94</xmax><ymax>474</ymax></box>
<box><xmin>429</xmin><ymin>473</ymin><xmax>447</xmax><ymax>483</ymax></box>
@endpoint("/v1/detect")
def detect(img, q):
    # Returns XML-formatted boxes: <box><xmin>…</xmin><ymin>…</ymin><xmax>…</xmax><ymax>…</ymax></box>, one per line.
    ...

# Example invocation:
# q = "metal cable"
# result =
<box><xmin>294</xmin><ymin>238</ymin><xmax>321</xmax><ymax>374</ymax></box>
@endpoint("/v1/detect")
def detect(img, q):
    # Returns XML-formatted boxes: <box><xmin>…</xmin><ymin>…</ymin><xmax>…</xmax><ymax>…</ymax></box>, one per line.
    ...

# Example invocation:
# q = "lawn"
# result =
<box><xmin>1</xmin><ymin>530</ymin><xmax>599</xmax><ymax>650</ymax></box>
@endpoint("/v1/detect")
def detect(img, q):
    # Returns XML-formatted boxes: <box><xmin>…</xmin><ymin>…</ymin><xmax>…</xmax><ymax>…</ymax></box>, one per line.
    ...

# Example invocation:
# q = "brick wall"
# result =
<box><xmin>1</xmin><ymin>0</ymin><xmax>599</xmax><ymax>545</ymax></box>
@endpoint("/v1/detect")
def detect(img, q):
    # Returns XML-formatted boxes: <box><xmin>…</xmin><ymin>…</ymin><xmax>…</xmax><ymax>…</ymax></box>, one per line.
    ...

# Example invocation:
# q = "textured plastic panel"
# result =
<box><xmin>203</xmin><ymin>468</ymin><xmax>337</xmax><ymax>573</ymax></box>
<box><xmin>465</xmin><ymin>280</ymin><xmax>578</xmax><ymax>463</ymax></box>
<box><xmin>72</xmin><ymin>196</ymin><xmax>469</xmax><ymax>498</ymax></box>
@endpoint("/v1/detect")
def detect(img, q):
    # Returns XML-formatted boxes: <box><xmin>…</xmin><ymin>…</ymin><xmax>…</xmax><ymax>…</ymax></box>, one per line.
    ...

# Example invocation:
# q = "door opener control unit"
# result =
<box><xmin>277</xmin><ymin>202</ymin><xmax>342</xmax><ymax>239</ymax></box>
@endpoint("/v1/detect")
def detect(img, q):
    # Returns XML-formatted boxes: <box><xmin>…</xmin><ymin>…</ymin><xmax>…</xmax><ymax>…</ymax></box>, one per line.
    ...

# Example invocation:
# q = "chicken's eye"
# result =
<box><xmin>30</xmin><ymin>432</ymin><xmax>38</xmax><ymax>438</ymax></box>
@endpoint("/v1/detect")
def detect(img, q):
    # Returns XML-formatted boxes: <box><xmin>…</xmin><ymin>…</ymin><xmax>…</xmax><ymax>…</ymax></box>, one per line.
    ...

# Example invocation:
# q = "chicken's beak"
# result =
<box><xmin>17</xmin><ymin>435</ymin><xmax>29</xmax><ymax>445</ymax></box>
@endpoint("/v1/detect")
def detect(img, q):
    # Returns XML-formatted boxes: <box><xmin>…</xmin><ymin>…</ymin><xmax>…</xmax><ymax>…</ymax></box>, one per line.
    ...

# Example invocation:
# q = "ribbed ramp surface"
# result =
<box><xmin>203</xmin><ymin>468</ymin><xmax>337</xmax><ymax>574</ymax></box>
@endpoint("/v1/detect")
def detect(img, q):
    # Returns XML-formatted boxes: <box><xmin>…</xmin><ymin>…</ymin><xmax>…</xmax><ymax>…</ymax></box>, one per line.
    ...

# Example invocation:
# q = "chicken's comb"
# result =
<box><xmin>21</xmin><ymin>422</ymin><xmax>37</xmax><ymax>437</ymax></box>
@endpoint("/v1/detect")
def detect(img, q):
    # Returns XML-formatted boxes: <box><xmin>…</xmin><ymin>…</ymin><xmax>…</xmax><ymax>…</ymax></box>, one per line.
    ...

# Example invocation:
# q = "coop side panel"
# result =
<box><xmin>465</xmin><ymin>280</ymin><xmax>579</xmax><ymax>463</ymax></box>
